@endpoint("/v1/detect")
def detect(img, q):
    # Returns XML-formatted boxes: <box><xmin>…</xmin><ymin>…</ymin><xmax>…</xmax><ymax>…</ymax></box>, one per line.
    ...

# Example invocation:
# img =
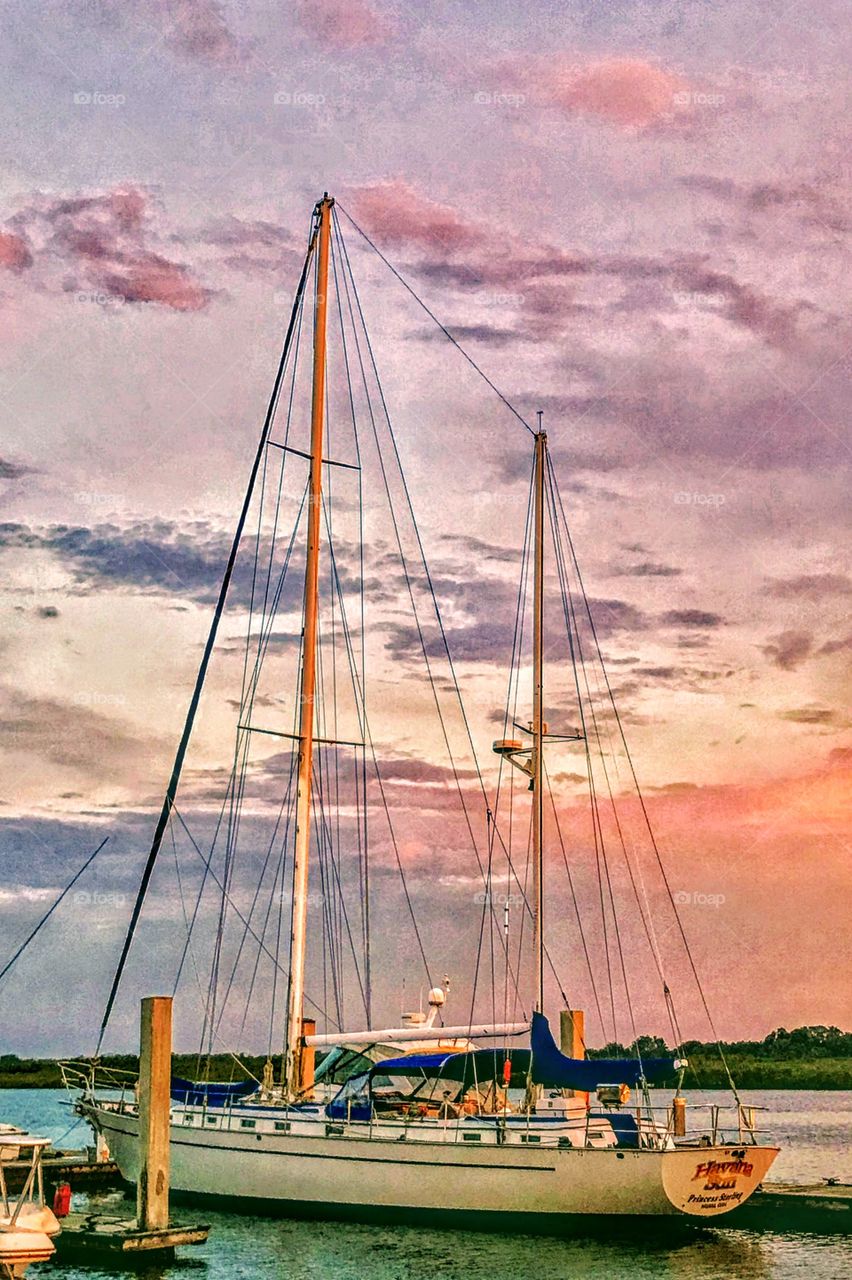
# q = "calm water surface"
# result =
<box><xmin>1</xmin><ymin>1089</ymin><xmax>850</xmax><ymax>1280</ymax></box>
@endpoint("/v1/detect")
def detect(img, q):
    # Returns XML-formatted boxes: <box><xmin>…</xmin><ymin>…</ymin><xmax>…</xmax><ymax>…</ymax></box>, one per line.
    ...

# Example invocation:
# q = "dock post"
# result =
<box><xmin>137</xmin><ymin>996</ymin><xmax>172</xmax><ymax>1231</ymax></box>
<box><xmin>672</xmin><ymin>1095</ymin><xmax>687</xmax><ymax>1136</ymax></box>
<box><xmin>299</xmin><ymin>1018</ymin><xmax>317</xmax><ymax>1099</ymax></box>
<box><xmin>560</xmin><ymin>1008</ymin><xmax>585</xmax><ymax>1060</ymax></box>
<box><xmin>560</xmin><ymin>1009</ymin><xmax>587</xmax><ymax>1101</ymax></box>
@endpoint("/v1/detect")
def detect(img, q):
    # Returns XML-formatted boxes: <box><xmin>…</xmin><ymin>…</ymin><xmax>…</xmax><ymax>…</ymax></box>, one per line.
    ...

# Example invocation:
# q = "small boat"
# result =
<box><xmin>74</xmin><ymin>192</ymin><xmax>778</xmax><ymax>1224</ymax></box>
<box><xmin>0</xmin><ymin>1130</ymin><xmax>60</xmax><ymax>1279</ymax></box>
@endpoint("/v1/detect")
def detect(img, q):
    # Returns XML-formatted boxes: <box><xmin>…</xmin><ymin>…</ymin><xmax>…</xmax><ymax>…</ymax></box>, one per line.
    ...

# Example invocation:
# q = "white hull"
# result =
<box><xmin>86</xmin><ymin>1103</ymin><xmax>777</xmax><ymax>1222</ymax></box>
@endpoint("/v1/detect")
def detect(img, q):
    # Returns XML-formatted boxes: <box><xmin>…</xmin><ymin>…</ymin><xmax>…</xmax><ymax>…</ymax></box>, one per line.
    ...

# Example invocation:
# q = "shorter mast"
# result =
<box><xmin>492</xmin><ymin>426</ymin><xmax>549</xmax><ymax>1015</ymax></box>
<box><xmin>532</xmin><ymin>425</ymin><xmax>546</xmax><ymax>1014</ymax></box>
<box><xmin>284</xmin><ymin>193</ymin><xmax>334</xmax><ymax>1098</ymax></box>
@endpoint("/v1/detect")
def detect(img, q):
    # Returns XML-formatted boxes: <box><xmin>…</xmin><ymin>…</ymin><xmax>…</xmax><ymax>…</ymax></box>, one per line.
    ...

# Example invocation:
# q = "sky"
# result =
<box><xmin>0</xmin><ymin>0</ymin><xmax>849</xmax><ymax>1057</ymax></box>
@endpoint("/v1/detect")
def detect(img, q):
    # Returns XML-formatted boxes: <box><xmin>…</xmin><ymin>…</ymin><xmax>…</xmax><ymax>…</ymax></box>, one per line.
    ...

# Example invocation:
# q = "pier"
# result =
<box><xmin>52</xmin><ymin>1210</ymin><xmax>210</xmax><ymax>1261</ymax></box>
<box><xmin>729</xmin><ymin>1181</ymin><xmax>852</xmax><ymax>1233</ymax></box>
<box><xmin>2</xmin><ymin>1149</ymin><xmax>120</xmax><ymax>1195</ymax></box>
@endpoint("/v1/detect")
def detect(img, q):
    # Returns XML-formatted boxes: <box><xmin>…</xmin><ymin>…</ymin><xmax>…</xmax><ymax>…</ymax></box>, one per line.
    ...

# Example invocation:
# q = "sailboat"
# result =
<box><xmin>75</xmin><ymin>193</ymin><xmax>778</xmax><ymax>1223</ymax></box>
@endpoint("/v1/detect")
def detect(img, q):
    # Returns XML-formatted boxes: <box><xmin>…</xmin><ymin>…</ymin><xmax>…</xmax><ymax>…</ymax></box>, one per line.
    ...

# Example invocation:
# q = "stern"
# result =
<box><xmin>662</xmin><ymin>1145</ymin><xmax>780</xmax><ymax>1217</ymax></box>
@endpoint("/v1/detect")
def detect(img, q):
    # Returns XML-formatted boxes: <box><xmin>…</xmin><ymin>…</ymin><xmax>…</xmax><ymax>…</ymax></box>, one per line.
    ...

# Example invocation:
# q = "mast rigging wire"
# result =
<box><xmin>0</xmin><ymin>837</ymin><xmax>110</xmax><ymax>987</ymax></box>
<box><xmin>336</xmin><ymin>203</ymin><xmax>535</xmax><ymax>439</ymax></box>
<box><xmin>547</xmin><ymin>456</ymin><xmax>739</xmax><ymax>1094</ymax></box>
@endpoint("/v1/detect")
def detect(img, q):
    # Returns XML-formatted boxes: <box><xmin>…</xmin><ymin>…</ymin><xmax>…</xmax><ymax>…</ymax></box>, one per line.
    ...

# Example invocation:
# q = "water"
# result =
<box><xmin>1</xmin><ymin>1089</ymin><xmax>850</xmax><ymax>1278</ymax></box>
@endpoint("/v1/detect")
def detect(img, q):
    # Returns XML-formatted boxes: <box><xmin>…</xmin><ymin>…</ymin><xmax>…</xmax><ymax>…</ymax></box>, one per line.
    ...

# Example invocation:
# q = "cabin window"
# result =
<box><xmin>206</xmin><ymin>1116</ymin><xmax>218</xmax><ymax>1125</ymax></box>
<box><xmin>274</xmin><ymin>1121</ymin><xmax>291</xmax><ymax>1133</ymax></box>
<box><xmin>521</xmin><ymin>1134</ymin><xmax>541</xmax><ymax>1144</ymax></box>
<box><xmin>182</xmin><ymin>1114</ymin><xmax>194</xmax><ymax>1125</ymax></box>
<box><xmin>240</xmin><ymin>1118</ymin><xmax>257</xmax><ymax>1130</ymax></box>
<box><xmin>462</xmin><ymin>1132</ymin><xmax>482</xmax><ymax>1142</ymax></box>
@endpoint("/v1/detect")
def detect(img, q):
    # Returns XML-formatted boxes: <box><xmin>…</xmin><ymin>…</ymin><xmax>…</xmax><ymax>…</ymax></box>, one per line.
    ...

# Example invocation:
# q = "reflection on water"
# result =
<box><xmin>666</xmin><ymin>1231</ymin><xmax>771</xmax><ymax>1277</ymax></box>
<box><xmin>60</xmin><ymin>1210</ymin><xmax>844</xmax><ymax>1280</ymax></box>
<box><xmin>1</xmin><ymin>1089</ymin><xmax>848</xmax><ymax>1278</ymax></box>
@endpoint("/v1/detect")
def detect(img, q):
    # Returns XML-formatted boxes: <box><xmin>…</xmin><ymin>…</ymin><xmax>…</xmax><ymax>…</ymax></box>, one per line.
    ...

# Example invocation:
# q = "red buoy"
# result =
<box><xmin>52</xmin><ymin>1182</ymin><xmax>71</xmax><ymax>1218</ymax></box>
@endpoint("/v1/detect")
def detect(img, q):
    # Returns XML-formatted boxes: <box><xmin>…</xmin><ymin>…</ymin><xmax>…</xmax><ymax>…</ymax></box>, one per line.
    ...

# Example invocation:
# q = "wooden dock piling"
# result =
<box><xmin>137</xmin><ymin>995</ymin><xmax>171</xmax><ymax>1232</ymax></box>
<box><xmin>560</xmin><ymin>1009</ymin><xmax>587</xmax><ymax>1100</ymax></box>
<box><xmin>559</xmin><ymin>1008</ymin><xmax>585</xmax><ymax>1060</ymax></box>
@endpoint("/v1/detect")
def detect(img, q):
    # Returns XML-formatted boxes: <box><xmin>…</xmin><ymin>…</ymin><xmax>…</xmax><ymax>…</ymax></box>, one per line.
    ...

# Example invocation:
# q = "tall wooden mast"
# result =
<box><xmin>532</xmin><ymin>425</ymin><xmax>546</xmax><ymax>1013</ymax></box>
<box><xmin>285</xmin><ymin>193</ymin><xmax>333</xmax><ymax>1097</ymax></box>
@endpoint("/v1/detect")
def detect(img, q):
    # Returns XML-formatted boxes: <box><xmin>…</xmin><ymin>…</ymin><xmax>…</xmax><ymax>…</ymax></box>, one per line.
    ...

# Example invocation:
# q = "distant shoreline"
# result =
<box><xmin>683</xmin><ymin>1056</ymin><xmax>852</xmax><ymax>1090</ymax></box>
<box><xmin>1</xmin><ymin>1049</ymin><xmax>850</xmax><ymax>1092</ymax></box>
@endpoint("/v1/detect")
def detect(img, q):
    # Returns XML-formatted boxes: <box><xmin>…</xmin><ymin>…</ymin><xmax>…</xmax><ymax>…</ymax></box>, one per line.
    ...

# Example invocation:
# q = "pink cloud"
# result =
<box><xmin>0</xmin><ymin>231</ymin><xmax>32</xmax><ymax>271</ymax></box>
<box><xmin>297</xmin><ymin>0</ymin><xmax>390</xmax><ymax>49</ymax></box>
<box><xmin>546</xmin><ymin>57</ymin><xmax>686</xmax><ymax>128</ymax></box>
<box><xmin>5</xmin><ymin>186</ymin><xmax>213</xmax><ymax>313</ymax></box>
<box><xmin>350</xmin><ymin>180</ymin><xmax>486</xmax><ymax>252</ymax></box>
<box><xmin>491</xmin><ymin>54</ymin><xmax>688</xmax><ymax>129</ymax></box>
<box><xmin>100</xmin><ymin>255</ymin><xmax>211</xmax><ymax>311</ymax></box>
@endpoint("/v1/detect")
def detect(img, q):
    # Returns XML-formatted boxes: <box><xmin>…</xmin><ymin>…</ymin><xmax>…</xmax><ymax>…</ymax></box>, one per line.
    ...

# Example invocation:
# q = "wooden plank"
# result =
<box><xmin>122</xmin><ymin>1226</ymin><xmax>210</xmax><ymax>1251</ymax></box>
<box><xmin>55</xmin><ymin>1213</ymin><xmax>209</xmax><ymax>1255</ymax></box>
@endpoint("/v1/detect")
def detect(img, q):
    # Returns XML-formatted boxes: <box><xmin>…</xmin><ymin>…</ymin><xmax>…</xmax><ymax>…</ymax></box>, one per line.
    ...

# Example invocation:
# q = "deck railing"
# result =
<box><xmin>60</xmin><ymin>1061</ymin><xmax>767</xmax><ymax>1150</ymax></box>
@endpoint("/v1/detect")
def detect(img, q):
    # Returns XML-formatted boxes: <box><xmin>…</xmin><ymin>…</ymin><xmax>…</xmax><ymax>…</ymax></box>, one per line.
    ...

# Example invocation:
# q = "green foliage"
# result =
<box><xmin>0</xmin><ymin>1051</ymin><xmax>286</xmax><ymax>1090</ymax></box>
<box><xmin>0</xmin><ymin>1055</ymin><xmax>64</xmax><ymax>1087</ymax></box>
<box><xmin>683</xmin><ymin>1055</ymin><xmax>852</xmax><ymax>1090</ymax></box>
<box><xmin>563</xmin><ymin>1026</ymin><xmax>852</xmax><ymax>1089</ymax></box>
<box><xmin>0</xmin><ymin>1033</ymin><xmax>850</xmax><ymax>1090</ymax></box>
